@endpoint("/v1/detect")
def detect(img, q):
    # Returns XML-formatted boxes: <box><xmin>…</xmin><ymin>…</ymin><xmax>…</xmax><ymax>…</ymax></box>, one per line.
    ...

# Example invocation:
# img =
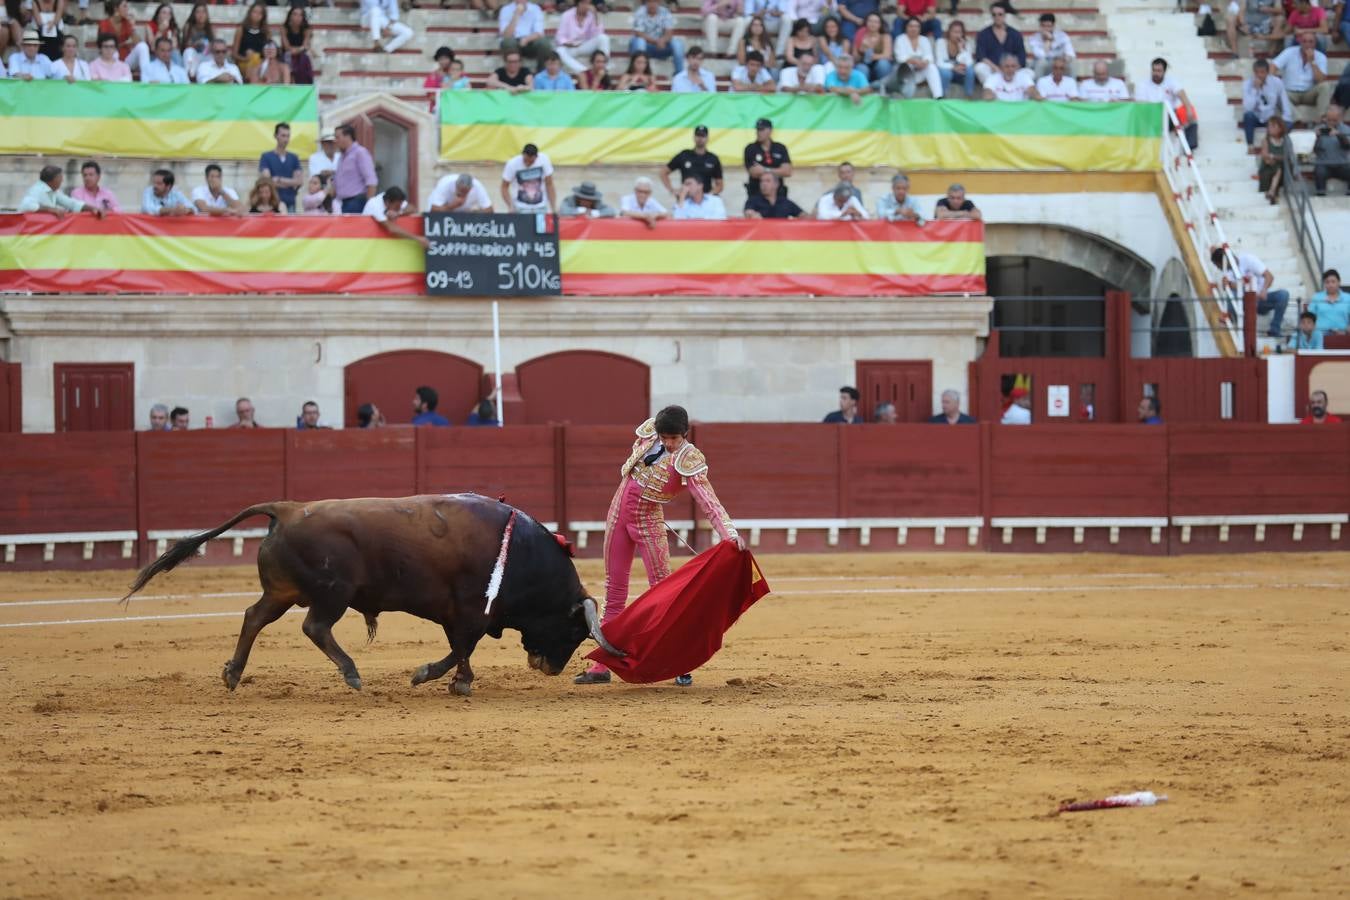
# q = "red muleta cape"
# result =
<box><xmin>585</xmin><ymin>541</ymin><xmax>771</xmax><ymax>684</ymax></box>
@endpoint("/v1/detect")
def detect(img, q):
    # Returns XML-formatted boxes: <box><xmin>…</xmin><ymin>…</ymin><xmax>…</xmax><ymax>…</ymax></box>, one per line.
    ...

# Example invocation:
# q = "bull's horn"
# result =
<box><xmin>583</xmin><ymin>597</ymin><xmax>627</xmax><ymax>658</ymax></box>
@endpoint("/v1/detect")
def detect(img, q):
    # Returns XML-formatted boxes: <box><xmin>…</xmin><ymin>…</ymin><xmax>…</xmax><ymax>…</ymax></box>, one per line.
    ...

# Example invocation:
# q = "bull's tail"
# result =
<box><xmin>121</xmin><ymin>503</ymin><xmax>286</xmax><ymax>604</ymax></box>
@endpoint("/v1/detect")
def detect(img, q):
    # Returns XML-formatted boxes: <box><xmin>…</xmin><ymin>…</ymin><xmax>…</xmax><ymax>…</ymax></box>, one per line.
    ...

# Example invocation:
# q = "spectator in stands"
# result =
<box><xmin>1078</xmin><ymin>60</ymin><xmax>1129</xmax><ymax>102</ymax></box>
<box><xmin>232</xmin><ymin>2</ymin><xmax>269</xmax><ymax>81</ymax></box>
<box><xmin>853</xmin><ymin>12</ymin><xmax>892</xmax><ymax>84</ymax></box>
<box><xmin>1242</xmin><ymin>59</ymin><xmax>1293</xmax><ymax>151</ymax></box>
<box><xmin>466</xmin><ymin>396</ymin><xmax>500</xmax><ymax>426</ymax></box>
<box><xmin>128</xmin><ymin>3</ymin><xmax>180</xmax><ymax>76</ymax></box>
<box><xmin>561</xmin><ymin>181</ymin><xmax>618</xmax><ymax>217</ymax></box>
<box><xmin>1137</xmin><ymin>395</ymin><xmax>1163</xmax><ymax>424</ymax></box>
<box><xmin>1135</xmin><ymin>57</ymin><xmax>1198</xmax><ymax>149</ymax></box>
<box><xmin>148</xmin><ymin>403</ymin><xmax>170</xmax><ymax>431</ymax></box>
<box><xmin>745</xmin><ymin>117</ymin><xmax>793</xmax><ymax>197</ymax></box>
<box><xmin>1255</xmin><ymin>115</ymin><xmax>1289</xmax><ymax>203</ymax></box>
<box><xmin>731</xmin><ymin>49</ymin><xmax>776</xmax><ymax>91</ymax></box>
<box><xmin>501</xmin><ymin>142</ymin><xmax>557</xmax><ymax>213</ymax></box>
<box><xmin>556</xmin><ymin>0</ymin><xmax>609</xmax><ymax>74</ymax></box>
<box><xmin>425</xmin><ymin>46</ymin><xmax>459</xmax><ymax>90</ymax></box>
<box><xmin>534</xmin><ymin>51</ymin><xmax>576</xmax><ymax>89</ymax></box>
<box><xmin>429</xmin><ymin>172</ymin><xmax>494</xmax><ymax>212</ymax></box>
<box><xmin>1284</xmin><ymin>0</ymin><xmax>1329</xmax><ymax>51</ymax></box>
<box><xmin>891</xmin><ymin>0</ymin><xmax>941</xmax><ymax>41</ymax></box>
<box><xmin>578</xmin><ymin>50</ymin><xmax>612</xmax><ymax>89</ymax></box>
<box><xmin>499</xmin><ymin>0</ymin><xmax>551</xmax><ymax>67</ymax></box>
<box><xmin>309</xmin><ymin>130</ymin><xmax>340</xmax><ymax>179</ymax></box>
<box><xmin>934</xmin><ymin>182</ymin><xmax>982</xmax><ymax>219</ymax></box>
<box><xmin>1036</xmin><ymin>56</ymin><xmax>1078</xmax><ymax>100</ymax></box>
<box><xmin>673</xmin><ymin>173</ymin><xmax>728</xmax><ymax>219</ymax></box>
<box><xmin>181</xmin><ymin>2</ymin><xmax>214</xmax><ymax>82</ymax></box>
<box><xmin>785</xmin><ymin>0</ymin><xmax>834</xmax><ymax>42</ymax></box>
<box><xmin>889</xmin><ymin>16</ymin><xmax>943</xmax><ymax>98</ymax></box>
<box><xmin>171</xmin><ymin>407</ymin><xmax>190</xmax><ymax>430</ymax></box>
<box><xmin>1291</xmin><ymin>310</ymin><xmax>1323</xmax><ymax>350</ymax></box>
<box><xmin>296</xmin><ymin>401</ymin><xmax>322</xmax><ymax>430</ymax></box>
<box><xmin>825</xmin><ymin>51</ymin><xmax>870</xmax><ymax>103</ymax></box>
<box><xmin>703</xmin><ymin>0</ymin><xmax>748</xmax><ymax>58</ymax></box>
<box><xmin>740</xmin><ymin>18</ymin><xmax>778</xmax><ymax>76</ymax></box>
<box><xmin>1301</xmin><ymin>390</ymin><xmax>1341</xmax><ymax>423</ymax></box>
<box><xmin>631</xmin><ymin>0</ymin><xmax>686</xmax><ymax>74</ymax></box>
<box><xmin>929</xmin><ymin>389</ymin><xmax>975</xmax><ymax>424</ymax></box>
<box><xmin>412</xmin><ymin>386</ymin><xmax>450</xmax><ymax>426</ymax></box>
<box><xmin>817</xmin><ymin>16</ymin><xmax>849</xmax><ymax>70</ymax></box>
<box><xmin>746</xmin><ymin>173</ymin><xmax>803</xmax><ymax>217</ymax></box>
<box><xmin>983</xmin><ymin>53</ymin><xmax>1038</xmax><ymax>100</ymax></box>
<box><xmin>836</xmin><ymin>0</ymin><xmax>875</xmax><ymax>42</ymax></box>
<box><xmin>141</xmin><ymin>169</ymin><xmax>194</xmax><ymax>217</ymax></box>
<box><xmin>1312</xmin><ymin>105</ymin><xmax>1350</xmax><ymax>195</ymax></box>
<box><xmin>197</xmin><ymin>38</ymin><xmax>243</xmax><ymax>83</ymax></box>
<box><xmin>357</xmin><ymin>403</ymin><xmax>386</xmax><ymax>428</ymax></box>
<box><xmin>252</xmin><ymin>40</ymin><xmax>292</xmax><ymax>84</ymax></box>
<box><xmin>1227</xmin><ymin>0</ymin><xmax>1282</xmax><ymax>57</ymax></box>
<box><xmin>8</xmin><ymin>30</ymin><xmax>53</xmax><ymax>79</ymax></box>
<box><xmin>360</xmin><ymin>0</ymin><xmax>414</xmax><ymax>55</ymax></box>
<box><xmin>832</xmin><ymin>162</ymin><xmax>862</xmax><ymax>201</ymax></box>
<box><xmin>334</xmin><ymin>124</ymin><xmax>378</xmax><ymax>213</ymax></box>
<box><xmin>90</xmin><ymin>34</ymin><xmax>130</xmax><ymax>80</ymax></box>
<box><xmin>1210</xmin><ymin>247</ymin><xmax>1290</xmax><ymax>337</ymax></box>
<box><xmin>258</xmin><ymin>123</ymin><xmax>303</xmax><ymax>212</ymax></box>
<box><xmin>974</xmin><ymin>3</ymin><xmax>1024</xmax><ymax>85</ymax></box>
<box><xmin>1308</xmin><ymin>268</ymin><xmax>1347</xmax><ymax>335</ymax></box>
<box><xmin>192</xmin><ymin>164</ymin><xmax>244</xmax><ymax>216</ymax></box>
<box><xmin>1028</xmin><ymin>12</ymin><xmax>1072</xmax><ymax>78</ymax></box>
<box><xmin>229</xmin><ymin>397</ymin><xmax>260</xmax><ymax>428</ymax></box>
<box><xmin>779</xmin><ymin>44</ymin><xmax>825</xmax><ymax>92</ymax></box>
<box><xmin>71</xmin><ymin>160</ymin><xmax>120</xmax><ymax>213</ymax></box>
<box><xmin>487</xmin><ymin>49</ymin><xmax>534</xmax><ymax>91</ymax></box>
<box><xmin>302</xmin><ymin>173</ymin><xmax>337</xmax><ymax>215</ymax></box>
<box><xmin>816</xmin><ymin>181</ymin><xmax>867</xmax><ymax>219</ymax></box>
<box><xmin>243</xmin><ymin>177</ymin><xmax>283</xmax><ymax>215</ymax></box>
<box><xmin>141</xmin><ymin>36</ymin><xmax>188</xmax><ymax>83</ymax></box>
<box><xmin>671</xmin><ymin>44</ymin><xmax>718</xmax><ymax>91</ymax></box>
<box><xmin>97</xmin><ymin>0</ymin><xmax>135</xmax><ymax>63</ymax></box>
<box><xmin>822</xmin><ymin>386</ymin><xmax>863</xmax><ymax>424</ymax></box>
<box><xmin>1334</xmin><ymin>57</ymin><xmax>1350</xmax><ymax>111</ymax></box>
<box><xmin>663</xmin><ymin>125</ymin><xmax>724</xmax><ymax>196</ymax></box>
<box><xmin>877</xmin><ymin>172</ymin><xmax>925</xmax><ymax>223</ymax></box>
<box><xmin>620</xmin><ymin>176</ymin><xmax>669</xmax><ymax>228</ymax></box>
<box><xmin>281</xmin><ymin>5</ymin><xmax>314</xmax><ymax>85</ymax></box>
<box><xmin>874</xmin><ymin>402</ymin><xmax>898</xmax><ymax>423</ymax></box>
<box><xmin>366</xmin><ymin>186</ymin><xmax>427</xmax><ymax>245</ymax></box>
<box><xmin>618</xmin><ymin>50</ymin><xmax>658</xmax><ymax>90</ymax></box>
<box><xmin>1272</xmin><ymin>31</ymin><xmax>1333</xmax><ymax>121</ymax></box>
<box><xmin>18</xmin><ymin>165</ymin><xmax>104</xmax><ymax>219</ymax></box>
<box><xmin>51</xmin><ymin>34</ymin><xmax>88</xmax><ymax>81</ymax></box>
<box><xmin>1001</xmin><ymin>387</ymin><xmax>1031</xmax><ymax>424</ymax></box>
<box><xmin>937</xmin><ymin>20</ymin><xmax>977</xmax><ymax>98</ymax></box>
<box><xmin>746</xmin><ymin>0</ymin><xmax>789</xmax><ymax>55</ymax></box>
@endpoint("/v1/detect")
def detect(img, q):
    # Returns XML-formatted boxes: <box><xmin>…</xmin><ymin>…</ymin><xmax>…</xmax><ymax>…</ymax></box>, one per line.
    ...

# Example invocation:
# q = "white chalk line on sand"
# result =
<box><xmin>1</xmin><ymin>580</ymin><xmax>1346</xmax><ymax>629</ymax></box>
<box><xmin>0</xmin><ymin>591</ymin><xmax>257</xmax><ymax>609</ymax></box>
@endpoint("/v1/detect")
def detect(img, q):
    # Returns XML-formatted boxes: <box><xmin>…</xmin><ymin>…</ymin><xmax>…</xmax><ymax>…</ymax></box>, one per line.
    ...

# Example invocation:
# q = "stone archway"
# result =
<box><xmin>984</xmin><ymin>223</ymin><xmax>1154</xmax><ymax>299</ymax></box>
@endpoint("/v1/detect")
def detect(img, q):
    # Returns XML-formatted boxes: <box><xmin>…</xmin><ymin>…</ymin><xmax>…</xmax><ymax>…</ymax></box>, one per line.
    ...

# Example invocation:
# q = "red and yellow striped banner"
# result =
<box><xmin>0</xmin><ymin>214</ymin><xmax>984</xmax><ymax>297</ymax></box>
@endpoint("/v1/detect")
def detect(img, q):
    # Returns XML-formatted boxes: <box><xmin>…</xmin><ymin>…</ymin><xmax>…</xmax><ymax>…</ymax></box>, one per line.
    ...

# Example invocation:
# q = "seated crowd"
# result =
<box><xmin>142</xmin><ymin>387</ymin><xmax>501</xmax><ymax>431</ymax></box>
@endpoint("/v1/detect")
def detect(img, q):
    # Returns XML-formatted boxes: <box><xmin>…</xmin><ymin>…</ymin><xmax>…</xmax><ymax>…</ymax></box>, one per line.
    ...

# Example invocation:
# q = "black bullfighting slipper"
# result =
<box><xmin>573</xmin><ymin>670</ymin><xmax>612</xmax><ymax>685</ymax></box>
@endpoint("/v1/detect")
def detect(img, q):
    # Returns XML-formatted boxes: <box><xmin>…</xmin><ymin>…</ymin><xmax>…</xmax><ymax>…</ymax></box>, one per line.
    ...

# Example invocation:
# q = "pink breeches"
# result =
<box><xmin>589</xmin><ymin>479</ymin><xmax>671</xmax><ymax>674</ymax></box>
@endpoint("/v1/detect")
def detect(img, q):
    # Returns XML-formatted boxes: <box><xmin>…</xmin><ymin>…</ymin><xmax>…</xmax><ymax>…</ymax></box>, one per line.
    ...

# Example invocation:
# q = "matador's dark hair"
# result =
<box><xmin>654</xmin><ymin>405</ymin><xmax>690</xmax><ymax>436</ymax></box>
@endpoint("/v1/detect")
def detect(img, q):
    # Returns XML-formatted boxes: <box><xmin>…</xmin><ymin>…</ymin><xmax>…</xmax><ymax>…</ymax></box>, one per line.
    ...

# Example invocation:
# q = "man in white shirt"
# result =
<box><xmin>983</xmin><ymin>54</ymin><xmax>1038</xmax><ymax>101</ymax></box>
<box><xmin>1134</xmin><ymin>57</ymin><xmax>1199</xmax><ymax>148</ymax></box>
<box><xmin>500</xmin><ymin>142</ymin><xmax>557</xmax><ymax>213</ymax></box>
<box><xmin>1078</xmin><ymin>60</ymin><xmax>1129</xmax><ymax>102</ymax></box>
<box><xmin>428</xmin><ymin>173</ymin><xmax>494</xmax><ymax>213</ymax></box>
<box><xmin>1001</xmin><ymin>389</ymin><xmax>1032</xmax><ymax>424</ymax></box>
<box><xmin>1272</xmin><ymin>32</ymin><xmax>1334</xmax><ymax>119</ymax></box>
<box><xmin>365</xmin><ymin>186</ymin><xmax>429</xmax><ymax>247</ymax></box>
<box><xmin>8</xmin><ymin>31</ymin><xmax>54</xmax><ymax>80</ymax></box>
<box><xmin>730</xmin><ymin>50</ymin><xmax>775</xmax><ymax>92</ymax></box>
<box><xmin>309</xmin><ymin>131</ymin><xmax>341</xmax><ymax>179</ymax></box>
<box><xmin>361</xmin><ymin>0</ymin><xmax>415</xmax><ymax>55</ymax></box>
<box><xmin>815</xmin><ymin>182</ymin><xmax>868</xmax><ymax>220</ymax></box>
<box><xmin>1210</xmin><ymin>246</ymin><xmax>1291</xmax><ymax>337</ymax></box>
<box><xmin>196</xmin><ymin>39</ymin><xmax>243</xmax><ymax>84</ymax></box>
<box><xmin>18</xmin><ymin>165</ymin><xmax>105</xmax><ymax>219</ymax></box>
<box><xmin>1028</xmin><ymin>12</ymin><xmax>1074</xmax><ymax>78</ymax></box>
<box><xmin>671</xmin><ymin>45</ymin><xmax>718</xmax><ymax>92</ymax></box>
<box><xmin>619</xmin><ymin>176</ymin><xmax>669</xmax><ymax>229</ymax></box>
<box><xmin>191</xmin><ymin>164</ymin><xmax>244</xmax><ymax>216</ymax></box>
<box><xmin>142</xmin><ymin>37</ymin><xmax>189</xmax><ymax>84</ymax></box>
<box><xmin>498</xmin><ymin>0</ymin><xmax>552</xmax><ymax>66</ymax></box>
<box><xmin>672</xmin><ymin>174</ymin><xmax>728</xmax><ymax>219</ymax></box>
<box><xmin>1035</xmin><ymin>55</ymin><xmax>1079</xmax><ymax>101</ymax></box>
<box><xmin>778</xmin><ymin>46</ymin><xmax>825</xmax><ymax>93</ymax></box>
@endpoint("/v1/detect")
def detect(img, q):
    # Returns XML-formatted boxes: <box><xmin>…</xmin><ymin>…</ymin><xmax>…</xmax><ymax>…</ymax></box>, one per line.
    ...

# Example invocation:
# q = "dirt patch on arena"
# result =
<box><xmin>1</xmin><ymin>552</ymin><xmax>1347</xmax><ymax>898</ymax></box>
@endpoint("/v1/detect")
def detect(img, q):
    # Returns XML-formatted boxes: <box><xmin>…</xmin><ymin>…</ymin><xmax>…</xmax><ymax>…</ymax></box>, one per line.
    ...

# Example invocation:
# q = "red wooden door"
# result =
<box><xmin>856</xmin><ymin>360</ymin><xmax>933</xmax><ymax>422</ymax></box>
<box><xmin>53</xmin><ymin>363</ymin><xmax>134</xmax><ymax>432</ymax></box>
<box><xmin>343</xmin><ymin>350</ymin><xmax>484</xmax><ymax>427</ymax></box>
<box><xmin>515</xmin><ymin>351</ymin><xmax>650</xmax><ymax>425</ymax></box>
<box><xmin>0</xmin><ymin>362</ymin><xmax>20</xmax><ymax>432</ymax></box>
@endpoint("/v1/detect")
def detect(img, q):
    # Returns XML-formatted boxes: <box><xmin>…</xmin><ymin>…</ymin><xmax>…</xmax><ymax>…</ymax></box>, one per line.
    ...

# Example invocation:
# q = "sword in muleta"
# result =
<box><xmin>665</xmin><ymin>522</ymin><xmax>697</xmax><ymax>554</ymax></box>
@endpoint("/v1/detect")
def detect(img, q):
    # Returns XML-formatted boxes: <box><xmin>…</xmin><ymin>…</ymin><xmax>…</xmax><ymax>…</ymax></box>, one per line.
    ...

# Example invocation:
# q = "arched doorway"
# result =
<box><xmin>343</xmin><ymin>350</ymin><xmax>483</xmax><ymax>427</ymax></box>
<box><xmin>515</xmin><ymin>350</ymin><xmax>649</xmax><ymax>424</ymax></box>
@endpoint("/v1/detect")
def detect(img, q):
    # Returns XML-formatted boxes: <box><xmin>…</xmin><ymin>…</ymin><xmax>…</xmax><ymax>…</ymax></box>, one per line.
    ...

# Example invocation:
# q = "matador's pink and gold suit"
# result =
<box><xmin>585</xmin><ymin>417</ymin><xmax>739</xmax><ymax>676</ymax></box>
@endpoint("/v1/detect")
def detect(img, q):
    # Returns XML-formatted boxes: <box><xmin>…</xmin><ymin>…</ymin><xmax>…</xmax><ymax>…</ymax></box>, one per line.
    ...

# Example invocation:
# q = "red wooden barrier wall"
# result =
<box><xmin>1168</xmin><ymin>424</ymin><xmax>1350</xmax><ymax>516</ymax></box>
<box><xmin>841</xmin><ymin>425</ymin><xmax>981</xmax><ymax>518</ymax></box>
<box><xmin>988</xmin><ymin>426</ymin><xmax>1169</xmax><ymax>518</ymax></box>
<box><xmin>286</xmin><ymin>429</ymin><xmax>416</xmax><ymax>501</ymax></box>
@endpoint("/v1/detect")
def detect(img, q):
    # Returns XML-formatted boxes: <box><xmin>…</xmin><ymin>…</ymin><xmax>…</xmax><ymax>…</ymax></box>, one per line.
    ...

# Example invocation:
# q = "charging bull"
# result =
<box><xmin>121</xmin><ymin>493</ymin><xmax>625</xmax><ymax>696</ymax></box>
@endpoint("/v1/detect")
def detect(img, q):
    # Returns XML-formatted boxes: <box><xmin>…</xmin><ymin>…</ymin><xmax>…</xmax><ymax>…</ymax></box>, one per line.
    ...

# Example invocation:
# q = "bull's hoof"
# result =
<box><xmin>451</xmin><ymin>679</ymin><xmax>472</xmax><ymax>697</ymax></box>
<box><xmin>222</xmin><ymin>663</ymin><xmax>240</xmax><ymax>691</ymax></box>
<box><xmin>344</xmin><ymin>673</ymin><xmax>363</xmax><ymax>691</ymax></box>
<box><xmin>411</xmin><ymin>664</ymin><xmax>432</xmax><ymax>687</ymax></box>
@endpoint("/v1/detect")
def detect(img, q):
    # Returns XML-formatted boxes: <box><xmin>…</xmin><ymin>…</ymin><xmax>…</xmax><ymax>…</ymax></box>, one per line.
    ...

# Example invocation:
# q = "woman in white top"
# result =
<box><xmin>50</xmin><ymin>33</ymin><xmax>90</xmax><ymax>80</ymax></box>
<box><xmin>892</xmin><ymin>15</ymin><xmax>942</xmax><ymax>99</ymax></box>
<box><xmin>935</xmin><ymin>19</ymin><xmax>975</xmax><ymax>98</ymax></box>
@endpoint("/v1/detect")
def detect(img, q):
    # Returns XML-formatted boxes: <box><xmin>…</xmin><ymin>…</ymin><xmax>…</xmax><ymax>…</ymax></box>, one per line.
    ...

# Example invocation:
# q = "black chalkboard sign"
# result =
<box><xmin>423</xmin><ymin>212</ymin><xmax>561</xmax><ymax>297</ymax></box>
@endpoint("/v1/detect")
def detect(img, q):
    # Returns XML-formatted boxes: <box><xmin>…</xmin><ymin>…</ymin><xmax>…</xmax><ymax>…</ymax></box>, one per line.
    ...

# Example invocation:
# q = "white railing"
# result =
<box><xmin>1160</xmin><ymin>105</ymin><xmax>1245</xmax><ymax>352</ymax></box>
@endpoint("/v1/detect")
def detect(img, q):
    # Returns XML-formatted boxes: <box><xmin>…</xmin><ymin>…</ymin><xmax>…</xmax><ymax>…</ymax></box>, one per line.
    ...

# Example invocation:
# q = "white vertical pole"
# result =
<box><xmin>492</xmin><ymin>300</ymin><xmax>504</xmax><ymax>427</ymax></box>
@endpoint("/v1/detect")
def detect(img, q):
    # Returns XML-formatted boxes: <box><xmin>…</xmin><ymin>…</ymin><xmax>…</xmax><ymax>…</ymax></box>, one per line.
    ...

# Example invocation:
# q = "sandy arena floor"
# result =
<box><xmin>1</xmin><ymin>551</ymin><xmax>1348</xmax><ymax>899</ymax></box>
